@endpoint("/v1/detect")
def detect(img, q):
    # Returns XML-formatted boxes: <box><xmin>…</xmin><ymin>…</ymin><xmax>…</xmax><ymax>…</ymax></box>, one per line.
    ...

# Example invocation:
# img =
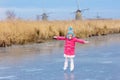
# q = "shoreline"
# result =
<box><xmin>0</xmin><ymin>20</ymin><xmax>120</xmax><ymax>47</ymax></box>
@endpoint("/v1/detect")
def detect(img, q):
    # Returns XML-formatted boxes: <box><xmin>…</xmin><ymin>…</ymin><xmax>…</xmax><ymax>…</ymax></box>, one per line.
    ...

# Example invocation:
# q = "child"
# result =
<box><xmin>54</xmin><ymin>26</ymin><xmax>89</xmax><ymax>71</ymax></box>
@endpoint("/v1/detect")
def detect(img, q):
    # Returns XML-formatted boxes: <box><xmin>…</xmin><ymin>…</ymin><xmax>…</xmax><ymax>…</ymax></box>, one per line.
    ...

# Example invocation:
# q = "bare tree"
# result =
<box><xmin>5</xmin><ymin>10</ymin><xmax>16</xmax><ymax>20</ymax></box>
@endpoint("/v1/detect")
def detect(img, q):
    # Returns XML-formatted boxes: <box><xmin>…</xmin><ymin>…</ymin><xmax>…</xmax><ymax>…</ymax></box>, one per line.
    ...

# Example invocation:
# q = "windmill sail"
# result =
<box><xmin>76</xmin><ymin>0</ymin><xmax>80</xmax><ymax>9</ymax></box>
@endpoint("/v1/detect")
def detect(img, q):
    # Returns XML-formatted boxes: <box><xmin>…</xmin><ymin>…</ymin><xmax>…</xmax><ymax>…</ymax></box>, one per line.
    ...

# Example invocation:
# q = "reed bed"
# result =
<box><xmin>0</xmin><ymin>20</ymin><xmax>120</xmax><ymax>47</ymax></box>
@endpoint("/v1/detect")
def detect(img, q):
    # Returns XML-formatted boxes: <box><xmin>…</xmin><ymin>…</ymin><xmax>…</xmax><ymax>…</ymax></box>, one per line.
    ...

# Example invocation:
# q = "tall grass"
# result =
<box><xmin>0</xmin><ymin>20</ymin><xmax>120</xmax><ymax>47</ymax></box>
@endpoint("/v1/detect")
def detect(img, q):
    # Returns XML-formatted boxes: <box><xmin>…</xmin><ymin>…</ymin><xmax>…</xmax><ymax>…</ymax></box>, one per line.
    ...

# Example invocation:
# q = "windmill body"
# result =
<box><xmin>41</xmin><ymin>13</ymin><xmax>48</xmax><ymax>21</ymax></box>
<box><xmin>75</xmin><ymin>9</ymin><xmax>82</xmax><ymax>20</ymax></box>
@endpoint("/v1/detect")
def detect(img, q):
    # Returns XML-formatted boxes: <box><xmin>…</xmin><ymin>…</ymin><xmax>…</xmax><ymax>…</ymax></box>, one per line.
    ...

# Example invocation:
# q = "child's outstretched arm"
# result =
<box><xmin>53</xmin><ymin>36</ymin><xmax>65</xmax><ymax>40</ymax></box>
<box><xmin>75</xmin><ymin>38</ymin><xmax>89</xmax><ymax>44</ymax></box>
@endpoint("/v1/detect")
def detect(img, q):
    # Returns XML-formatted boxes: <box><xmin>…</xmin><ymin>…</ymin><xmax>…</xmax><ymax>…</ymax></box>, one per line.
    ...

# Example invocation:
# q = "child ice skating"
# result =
<box><xmin>54</xmin><ymin>26</ymin><xmax>88</xmax><ymax>71</ymax></box>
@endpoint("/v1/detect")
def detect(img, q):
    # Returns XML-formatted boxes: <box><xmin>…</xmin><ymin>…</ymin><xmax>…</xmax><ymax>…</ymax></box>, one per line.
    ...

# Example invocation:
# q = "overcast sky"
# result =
<box><xmin>0</xmin><ymin>0</ymin><xmax>120</xmax><ymax>20</ymax></box>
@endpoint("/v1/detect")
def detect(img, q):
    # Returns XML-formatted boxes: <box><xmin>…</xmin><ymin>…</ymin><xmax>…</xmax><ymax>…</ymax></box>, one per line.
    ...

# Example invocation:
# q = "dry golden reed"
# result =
<box><xmin>0</xmin><ymin>20</ymin><xmax>120</xmax><ymax>47</ymax></box>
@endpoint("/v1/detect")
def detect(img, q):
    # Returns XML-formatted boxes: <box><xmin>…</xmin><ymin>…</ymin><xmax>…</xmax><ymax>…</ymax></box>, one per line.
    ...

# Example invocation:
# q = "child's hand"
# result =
<box><xmin>53</xmin><ymin>36</ymin><xmax>57</xmax><ymax>39</ymax></box>
<box><xmin>85</xmin><ymin>41</ymin><xmax>89</xmax><ymax>44</ymax></box>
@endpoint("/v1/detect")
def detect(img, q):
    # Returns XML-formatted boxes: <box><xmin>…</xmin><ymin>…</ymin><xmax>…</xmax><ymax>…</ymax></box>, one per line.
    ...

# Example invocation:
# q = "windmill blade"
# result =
<box><xmin>41</xmin><ymin>7</ymin><xmax>45</xmax><ymax>14</ymax></box>
<box><xmin>76</xmin><ymin>0</ymin><xmax>80</xmax><ymax>9</ymax></box>
<box><xmin>41</xmin><ymin>15</ymin><xmax>48</xmax><ymax>17</ymax></box>
<box><xmin>81</xmin><ymin>8</ymin><xmax>89</xmax><ymax>12</ymax></box>
<box><xmin>70</xmin><ymin>11</ymin><xmax>76</xmax><ymax>14</ymax></box>
<box><xmin>46</xmin><ymin>12</ymin><xmax>53</xmax><ymax>15</ymax></box>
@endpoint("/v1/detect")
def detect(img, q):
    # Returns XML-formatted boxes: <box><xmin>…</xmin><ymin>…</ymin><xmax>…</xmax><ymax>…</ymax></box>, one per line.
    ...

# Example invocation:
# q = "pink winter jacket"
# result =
<box><xmin>56</xmin><ymin>36</ymin><xmax>86</xmax><ymax>57</ymax></box>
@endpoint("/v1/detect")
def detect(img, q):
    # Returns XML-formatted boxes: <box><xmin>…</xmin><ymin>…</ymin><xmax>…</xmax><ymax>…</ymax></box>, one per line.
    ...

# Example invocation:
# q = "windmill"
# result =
<box><xmin>41</xmin><ymin>12</ymin><xmax>48</xmax><ymax>21</ymax></box>
<box><xmin>36</xmin><ymin>12</ymin><xmax>51</xmax><ymax>21</ymax></box>
<box><xmin>88</xmin><ymin>12</ymin><xmax>105</xmax><ymax>20</ymax></box>
<box><xmin>36</xmin><ymin>12</ymin><xmax>49</xmax><ymax>21</ymax></box>
<box><xmin>74</xmin><ymin>0</ymin><xmax>89</xmax><ymax>20</ymax></box>
<box><xmin>96</xmin><ymin>12</ymin><xmax>101</xmax><ymax>19</ymax></box>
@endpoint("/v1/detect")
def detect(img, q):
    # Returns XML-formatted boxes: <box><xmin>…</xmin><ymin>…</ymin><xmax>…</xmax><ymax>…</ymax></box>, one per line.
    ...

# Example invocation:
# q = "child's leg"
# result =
<box><xmin>70</xmin><ymin>57</ymin><xmax>74</xmax><ymax>71</ymax></box>
<box><xmin>63</xmin><ymin>57</ymin><xmax>68</xmax><ymax>70</ymax></box>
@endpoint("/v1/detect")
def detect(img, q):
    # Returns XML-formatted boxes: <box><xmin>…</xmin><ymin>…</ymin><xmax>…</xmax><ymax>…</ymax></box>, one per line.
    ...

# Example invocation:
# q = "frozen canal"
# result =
<box><xmin>0</xmin><ymin>34</ymin><xmax>120</xmax><ymax>80</ymax></box>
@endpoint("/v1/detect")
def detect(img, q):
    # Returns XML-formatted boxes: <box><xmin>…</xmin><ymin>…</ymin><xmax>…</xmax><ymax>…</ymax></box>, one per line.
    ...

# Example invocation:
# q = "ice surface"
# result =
<box><xmin>0</xmin><ymin>34</ymin><xmax>120</xmax><ymax>80</ymax></box>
